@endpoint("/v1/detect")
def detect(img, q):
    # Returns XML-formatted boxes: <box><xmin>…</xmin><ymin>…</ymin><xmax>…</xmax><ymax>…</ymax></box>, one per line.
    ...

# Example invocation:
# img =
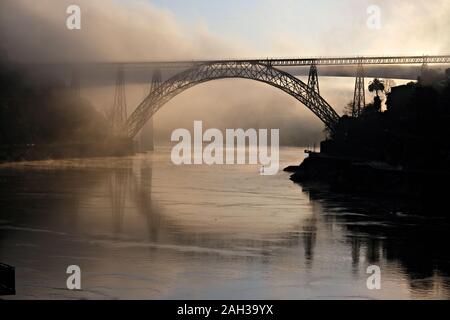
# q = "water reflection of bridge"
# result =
<box><xmin>1</xmin><ymin>155</ymin><xmax>449</xmax><ymax>297</ymax></box>
<box><xmin>106</xmin><ymin>157</ymin><xmax>312</xmax><ymax>263</ymax></box>
<box><xmin>104</xmin><ymin>155</ymin><xmax>450</xmax><ymax>298</ymax></box>
<box><xmin>301</xmin><ymin>182</ymin><xmax>450</xmax><ymax>297</ymax></box>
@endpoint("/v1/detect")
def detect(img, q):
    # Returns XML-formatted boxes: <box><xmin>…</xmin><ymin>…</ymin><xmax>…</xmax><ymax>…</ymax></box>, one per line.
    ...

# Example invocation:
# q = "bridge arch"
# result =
<box><xmin>126</xmin><ymin>61</ymin><xmax>340</xmax><ymax>138</ymax></box>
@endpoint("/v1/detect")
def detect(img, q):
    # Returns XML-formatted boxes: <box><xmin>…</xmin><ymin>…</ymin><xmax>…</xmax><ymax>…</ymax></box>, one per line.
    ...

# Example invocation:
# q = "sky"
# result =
<box><xmin>147</xmin><ymin>0</ymin><xmax>365</xmax><ymax>55</ymax></box>
<box><xmin>1</xmin><ymin>0</ymin><xmax>449</xmax><ymax>61</ymax></box>
<box><xmin>146</xmin><ymin>0</ymin><xmax>450</xmax><ymax>57</ymax></box>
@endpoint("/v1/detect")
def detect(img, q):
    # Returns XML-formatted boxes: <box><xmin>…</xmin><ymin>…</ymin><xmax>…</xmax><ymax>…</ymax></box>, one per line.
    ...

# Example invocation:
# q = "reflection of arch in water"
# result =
<box><xmin>108</xmin><ymin>168</ymin><xmax>131</xmax><ymax>234</ymax></box>
<box><xmin>302</xmin><ymin>215</ymin><xmax>317</xmax><ymax>269</ymax></box>
<box><xmin>101</xmin><ymin>156</ymin><xmax>326</xmax><ymax>271</ymax></box>
<box><xmin>130</xmin><ymin>156</ymin><xmax>165</xmax><ymax>242</ymax></box>
<box><xmin>107</xmin><ymin>162</ymin><xmax>168</xmax><ymax>240</ymax></box>
<box><xmin>103</xmin><ymin>156</ymin><xmax>315</xmax><ymax>262</ymax></box>
<box><xmin>350</xmin><ymin>236</ymin><xmax>361</xmax><ymax>275</ymax></box>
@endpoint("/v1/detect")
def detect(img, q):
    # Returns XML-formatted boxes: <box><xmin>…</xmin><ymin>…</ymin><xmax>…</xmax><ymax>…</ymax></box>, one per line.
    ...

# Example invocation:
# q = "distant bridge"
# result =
<box><xmin>63</xmin><ymin>55</ymin><xmax>450</xmax><ymax>137</ymax></box>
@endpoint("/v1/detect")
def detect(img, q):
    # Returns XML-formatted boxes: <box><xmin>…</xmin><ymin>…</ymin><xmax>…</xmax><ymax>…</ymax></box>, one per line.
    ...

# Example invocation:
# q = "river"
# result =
<box><xmin>0</xmin><ymin>147</ymin><xmax>449</xmax><ymax>299</ymax></box>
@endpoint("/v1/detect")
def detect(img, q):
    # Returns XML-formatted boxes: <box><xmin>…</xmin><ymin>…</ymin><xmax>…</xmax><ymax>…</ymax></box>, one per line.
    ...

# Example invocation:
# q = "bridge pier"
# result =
<box><xmin>111</xmin><ymin>66</ymin><xmax>128</xmax><ymax>136</ymax></box>
<box><xmin>307</xmin><ymin>61</ymin><xmax>320</xmax><ymax>95</ymax></box>
<box><xmin>352</xmin><ymin>62</ymin><xmax>366</xmax><ymax>117</ymax></box>
<box><xmin>139</xmin><ymin>70</ymin><xmax>161</xmax><ymax>152</ymax></box>
<box><xmin>419</xmin><ymin>57</ymin><xmax>429</xmax><ymax>83</ymax></box>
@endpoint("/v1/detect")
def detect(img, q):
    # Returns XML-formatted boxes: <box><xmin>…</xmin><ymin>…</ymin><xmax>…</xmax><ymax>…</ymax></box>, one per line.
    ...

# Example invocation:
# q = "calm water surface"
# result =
<box><xmin>0</xmin><ymin>147</ymin><xmax>449</xmax><ymax>299</ymax></box>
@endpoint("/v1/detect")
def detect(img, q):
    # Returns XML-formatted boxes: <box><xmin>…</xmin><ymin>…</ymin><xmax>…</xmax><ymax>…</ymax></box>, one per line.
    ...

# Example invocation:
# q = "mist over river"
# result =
<box><xmin>1</xmin><ymin>147</ymin><xmax>449</xmax><ymax>299</ymax></box>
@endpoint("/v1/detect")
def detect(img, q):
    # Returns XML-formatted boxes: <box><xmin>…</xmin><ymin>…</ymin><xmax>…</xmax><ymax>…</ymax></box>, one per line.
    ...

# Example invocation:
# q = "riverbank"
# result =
<box><xmin>0</xmin><ymin>138</ymin><xmax>135</xmax><ymax>163</ymax></box>
<box><xmin>285</xmin><ymin>151</ymin><xmax>449</xmax><ymax>213</ymax></box>
<box><xmin>286</xmin><ymin>72</ymin><xmax>450</xmax><ymax>208</ymax></box>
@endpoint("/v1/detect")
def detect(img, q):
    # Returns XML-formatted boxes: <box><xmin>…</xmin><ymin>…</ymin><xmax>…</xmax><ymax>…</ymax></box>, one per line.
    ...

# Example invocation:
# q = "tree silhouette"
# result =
<box><xmin>368</xmin><ymin>78</ymin><xmax>385</xmax><ymax>98</ymax></box>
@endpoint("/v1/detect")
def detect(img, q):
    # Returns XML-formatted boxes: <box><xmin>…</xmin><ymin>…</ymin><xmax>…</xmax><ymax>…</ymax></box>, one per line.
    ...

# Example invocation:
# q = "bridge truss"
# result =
<box><xmin>88</xmin><ymin>54</ymin><xmax>450</xmax><ymax>138</ymax></box>
<box><xmin>254</xmin><ymin>55</ymin><xmax>450</xmax><ymax>67</ymax></box>
<box><xmin>100</xmin><ymin>55</ymin><xmax>450</xmax><ymax>70</ymax></box>
<box><xmin>126</xmin><ymin>61</ymin><xmax>340</xmax><ymax>138</ymax></box>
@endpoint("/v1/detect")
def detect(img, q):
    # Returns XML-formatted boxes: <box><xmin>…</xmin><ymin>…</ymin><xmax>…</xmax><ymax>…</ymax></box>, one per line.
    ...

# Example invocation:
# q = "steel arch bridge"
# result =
<box><xmin>126</xmin><ymin>61</ymin><xmax>340</xmax><ymax>138</ymax></box>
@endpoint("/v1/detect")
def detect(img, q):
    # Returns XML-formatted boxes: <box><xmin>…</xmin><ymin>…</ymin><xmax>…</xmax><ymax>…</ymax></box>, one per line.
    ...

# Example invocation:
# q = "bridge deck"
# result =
<box><xmin>23</xmin><ymin>55</ymin><xmax>450</xmax><ymax>70</ymax></box>
<box><xmin>79</xmin><ymin>55</ymin><xmax>450</xmax><ymax>69</ymax></box>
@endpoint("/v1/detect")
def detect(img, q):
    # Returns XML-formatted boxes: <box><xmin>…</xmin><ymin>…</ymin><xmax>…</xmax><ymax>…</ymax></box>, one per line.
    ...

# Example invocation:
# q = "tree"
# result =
<box><xmin>368</xmin><ymin>78</ymin><xmax>385</xmax><ymax>98</ymax></box>
<box><xmin>383</xmin><ymin>79</ymin><xmax>396</xmax><ymax>94</ymax></box>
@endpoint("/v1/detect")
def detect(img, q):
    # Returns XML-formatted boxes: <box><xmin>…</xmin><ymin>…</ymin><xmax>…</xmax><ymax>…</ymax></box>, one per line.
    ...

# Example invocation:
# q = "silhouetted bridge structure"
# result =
<box><xmin>67</xmin><ymin>55</ymin><xmax>450</xmax><ymax>137</ymax></box>
<box><xmin>94</xmin><ymin>55</ymin><xmax>450</xmax><ymax>68</ymax></box>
